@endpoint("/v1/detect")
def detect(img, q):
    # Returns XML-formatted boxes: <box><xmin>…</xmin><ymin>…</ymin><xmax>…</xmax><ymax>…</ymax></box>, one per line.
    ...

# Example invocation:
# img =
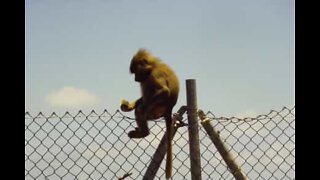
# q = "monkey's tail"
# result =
<box><xmin>165</xmin><ymin>113</ymin><xmax>173</xmax><ymax>179</ymax></box>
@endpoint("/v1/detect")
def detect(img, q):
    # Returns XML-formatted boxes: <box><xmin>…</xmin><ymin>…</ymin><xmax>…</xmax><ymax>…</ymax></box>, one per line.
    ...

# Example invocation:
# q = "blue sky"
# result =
<box><xmin>25</xmin><ymin>0</ymin><xmax>294</xmax><ymax>117</ymax></box>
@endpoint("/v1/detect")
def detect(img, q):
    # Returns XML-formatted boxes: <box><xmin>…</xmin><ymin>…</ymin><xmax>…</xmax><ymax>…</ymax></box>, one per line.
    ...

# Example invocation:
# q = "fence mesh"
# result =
<box><xmin>25</xmin><ymin>106</ymin><xmax>295</xmax><ymax>180</ymax></box>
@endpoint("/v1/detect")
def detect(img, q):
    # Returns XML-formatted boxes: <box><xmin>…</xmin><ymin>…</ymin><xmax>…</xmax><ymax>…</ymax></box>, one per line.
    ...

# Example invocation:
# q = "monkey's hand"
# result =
<box><xmin>120</xmin><ymin>99</ymin><xmax>134</xmax><ymax>112</ymax></box>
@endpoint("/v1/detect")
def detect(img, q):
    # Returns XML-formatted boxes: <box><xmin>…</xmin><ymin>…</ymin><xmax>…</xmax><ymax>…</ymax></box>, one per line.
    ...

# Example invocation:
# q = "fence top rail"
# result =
<box><xmin>25</xmin><ymin>106</ymin><xmax>295</xmax><ymax>122</ymax></box>
<box><xmin>208</xmin><ymin>106</ymin><xmax>295</xmax><ymax>123</ymax></box>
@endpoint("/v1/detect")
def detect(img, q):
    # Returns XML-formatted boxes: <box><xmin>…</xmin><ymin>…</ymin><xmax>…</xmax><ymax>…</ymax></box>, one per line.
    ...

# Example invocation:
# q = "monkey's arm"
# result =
<box><xmin>142</xmin><ymin>83</ymin><xmax>171</xmax><ymax>118</ymax></box>
<box><xmin>120</xmin><ymin>98</ymin><xmax>143</xmax><ymax>112</ymax></box>
<box><xmin>146</xmin><ymin>71</ymin><xmax>171</xmax><ymax>104</ymax></box>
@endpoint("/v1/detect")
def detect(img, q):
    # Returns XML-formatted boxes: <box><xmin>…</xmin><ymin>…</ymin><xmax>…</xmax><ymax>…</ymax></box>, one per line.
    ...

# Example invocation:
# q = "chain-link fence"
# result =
<box><xmin>25</xmin><ymin>106</ymin><xmax>295</xmax><ymax>180</ymax></box>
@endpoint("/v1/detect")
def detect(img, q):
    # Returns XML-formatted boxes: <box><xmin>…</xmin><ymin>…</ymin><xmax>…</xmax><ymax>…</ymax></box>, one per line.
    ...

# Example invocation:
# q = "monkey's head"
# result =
<box><xmin>130</xmin><ymin>49</ymin><xmax>160</xmax><ymax>82</ymax></box>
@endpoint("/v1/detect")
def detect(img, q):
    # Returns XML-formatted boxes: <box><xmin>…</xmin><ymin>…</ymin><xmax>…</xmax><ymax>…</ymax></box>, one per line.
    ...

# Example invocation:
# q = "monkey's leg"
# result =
<box><xmin>128</xmin><ymin>119</ymin><xmax>150</xmax><ymax>138</ymax></box>
<box><xmin>128</xmin><ymin>107</ymin><xmax>150</xmax><ymax>138</ymax></box>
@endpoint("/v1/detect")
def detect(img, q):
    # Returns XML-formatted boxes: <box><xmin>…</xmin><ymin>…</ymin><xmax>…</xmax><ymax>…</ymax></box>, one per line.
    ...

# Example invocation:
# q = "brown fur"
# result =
<box><xmin>120</xmin><ymin>49</ymin><xmax>179</xmax><ymax>179</ymax></box>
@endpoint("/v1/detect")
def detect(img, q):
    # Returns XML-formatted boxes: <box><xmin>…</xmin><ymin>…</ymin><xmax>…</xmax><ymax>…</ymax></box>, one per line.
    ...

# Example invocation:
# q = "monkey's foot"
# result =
<box><xmin>128</xmin><ymin>128</ymin><xmax>149</xmax><ymax>138</ymax></box>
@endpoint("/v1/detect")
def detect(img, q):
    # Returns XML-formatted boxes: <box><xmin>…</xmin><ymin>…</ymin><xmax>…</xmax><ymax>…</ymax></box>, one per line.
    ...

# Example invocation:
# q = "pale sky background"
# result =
<box><xmin>25</xmin><ymin>1</ymin><xmax>295</xmax><ymax>179</ymax></box>
<box><xmin>25</xmin><ymin>0</ymin><xmax>294</xmax><ymax>117</ymax></box>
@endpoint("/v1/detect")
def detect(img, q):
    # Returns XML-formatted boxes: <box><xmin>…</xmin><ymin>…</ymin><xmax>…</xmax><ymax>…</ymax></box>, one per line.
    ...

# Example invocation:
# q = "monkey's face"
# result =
<box><xmin>130</xmin><ymin>58</ymin><xmax>152</xmax><ymax>82</ymax></box>
<box><xmin>130</xmin><ymin>49</ymin><xmax>154</xmax><ymax>82</ymax></box>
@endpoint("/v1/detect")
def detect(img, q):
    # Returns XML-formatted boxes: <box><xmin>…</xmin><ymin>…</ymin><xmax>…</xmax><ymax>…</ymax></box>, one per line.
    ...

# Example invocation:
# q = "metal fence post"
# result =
<box><xmin>186</xmin><ymin>79</ymin><xmax>202</xmax><ymax>180</ymax></box>
<box><xmin>198</xmin><ymin>110</ymin><xmax>248</xmax><ymax>180</ymax></box>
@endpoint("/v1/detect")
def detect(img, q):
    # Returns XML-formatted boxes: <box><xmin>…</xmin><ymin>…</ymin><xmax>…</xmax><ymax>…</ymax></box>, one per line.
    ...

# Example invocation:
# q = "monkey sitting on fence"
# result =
<box><xmin>120</xmin><ymin>49</ymin><xmax>179</xmax><ymax>179</ymax></box>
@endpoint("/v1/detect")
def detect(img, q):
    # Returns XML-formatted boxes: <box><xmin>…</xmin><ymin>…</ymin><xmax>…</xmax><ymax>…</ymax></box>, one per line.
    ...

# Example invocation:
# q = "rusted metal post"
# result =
<box><xmin>143</xmin><ymin>106</ymin><xmax>187</xmax><ymax>180</ymax></box>
<box><xmin>186</xmin><ymin>79</ymin><xmax>202</xmax><ymax>180</ymax></box>
<box><xmin>198</xmin><ymin>110</ymin><xmax>247</xmax><ymax>180</ymax></box>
